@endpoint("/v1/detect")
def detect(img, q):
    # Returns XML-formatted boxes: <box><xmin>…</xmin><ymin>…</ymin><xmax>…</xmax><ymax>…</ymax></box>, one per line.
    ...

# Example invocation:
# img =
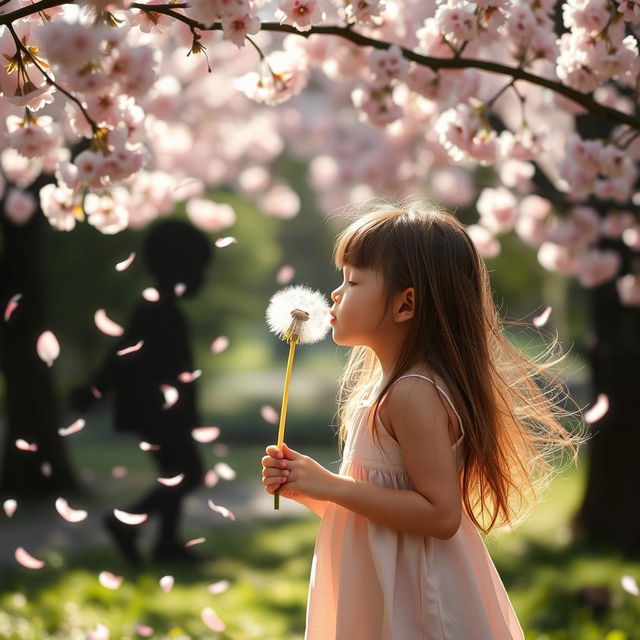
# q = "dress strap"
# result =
<box><xmin>391</xmin><ymin>374</ymin><xmax>465</xmax><ymax>441</ymax></box>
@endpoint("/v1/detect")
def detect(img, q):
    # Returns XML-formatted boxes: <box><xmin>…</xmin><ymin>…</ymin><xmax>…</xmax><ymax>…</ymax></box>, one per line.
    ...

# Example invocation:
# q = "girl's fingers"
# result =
<box><xmin>265</xmin><ymin>445</ymin><xmax>283</xmax><ymax>458</ymax></box>
<box><xmin>261</xmin><ymin>454</ymin><xmax>288</xmax><ymax>469</ymax></box>
<box><xmin>262</xmin><ymin>467</ymin><xmax>289</xmax><ymax>479</ymax></box>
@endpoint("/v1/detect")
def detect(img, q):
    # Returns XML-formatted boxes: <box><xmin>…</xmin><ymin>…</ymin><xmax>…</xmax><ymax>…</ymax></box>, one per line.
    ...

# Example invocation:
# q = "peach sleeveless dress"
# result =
<box><xmin>305</xmin><ymin>374</ymin><xmax>524</xmax><ymax>640</ymax></box>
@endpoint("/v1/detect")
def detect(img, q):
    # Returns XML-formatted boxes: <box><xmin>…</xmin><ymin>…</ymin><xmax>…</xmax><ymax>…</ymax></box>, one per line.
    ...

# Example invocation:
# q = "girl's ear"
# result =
<box><xmin>393</xmin><ymin>287</ymin><xmax>415</xmax><ymax>323</ymax></box>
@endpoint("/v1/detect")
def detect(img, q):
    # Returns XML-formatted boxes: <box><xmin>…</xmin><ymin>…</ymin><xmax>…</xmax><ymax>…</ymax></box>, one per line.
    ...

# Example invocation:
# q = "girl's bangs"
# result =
<box><xmin>333</xmin><ymin>216</ymin><xmax>392</xmax><ymax>270</ymax></box>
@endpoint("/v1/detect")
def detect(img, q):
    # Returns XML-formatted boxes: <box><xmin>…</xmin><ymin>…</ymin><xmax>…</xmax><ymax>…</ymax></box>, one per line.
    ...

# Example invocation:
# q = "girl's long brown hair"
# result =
<box><xmin>333</xmin><ymin>199</ymin><xmax>584</xmax><ymax>534</ymax></box>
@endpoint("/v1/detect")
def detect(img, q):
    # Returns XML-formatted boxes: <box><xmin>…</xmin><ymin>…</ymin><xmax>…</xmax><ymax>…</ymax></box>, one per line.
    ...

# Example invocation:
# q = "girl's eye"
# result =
<box><xmin>347</xmin><ymin>281</ymin><xmax>357</xmax><ymax>286</ymax></box>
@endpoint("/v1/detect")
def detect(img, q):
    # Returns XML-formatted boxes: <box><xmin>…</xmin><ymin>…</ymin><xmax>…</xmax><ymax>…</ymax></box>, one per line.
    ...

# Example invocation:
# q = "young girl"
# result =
<box><xmin>261</xmin><ymin>201</ymin><xmax>581</xmax><ymax>640</ymax></box>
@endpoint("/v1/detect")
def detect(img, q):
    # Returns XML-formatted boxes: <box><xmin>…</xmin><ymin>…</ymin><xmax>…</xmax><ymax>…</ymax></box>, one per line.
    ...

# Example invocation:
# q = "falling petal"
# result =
<box><xmin>160</xmin><ymin>384</ymin><xmax>179</xmax><ymax>409</ymax></box>
<box><xmin>134</xmin><ymin>623</ymin><xmax>154</xmax><ymax>637</ymax></box>
<box><xmin>622</xmin><ymin>575</ymin><xmax>640</xmax><ymax>596</ymax></box>
<box><xmin>98</xmin><ymin>571</ymin><xmax>123</xmax><ymax>590</ymax></box>
<box><xmin>159</xmin><ymin>575</ymin><xmax>174</xmax><ymax>592</ymax></box>
<box><xmin>214</xmin><ymin>462</ymin><xmax>236</xmax><ymax>481</ymax></box>
<box><xmin>117</xmin><ymin>340</ymin><xmax>144</xmax><ymax>356</ymax></box>
<box><xmin>192</xmin><ymin>426</ymin><xmax>220</xmax><ymax>443</ymax></box>
<box><xmin>261</xmin><ymin>405</ymin><xmax>279</xmax><ymax>425</ymax></box>
<box><xmin>58</xmin><ymin>418</ymin><xmax>85</xmax><ymax>437</ymax></box>
<box><xmin>157</xmin><ymin>473</ymin><xmax>184</xmax><ymax>487</ymax></box>
<box><xmin>4</xmin><ymin>293</ymin><xmax>22</xmax><ymax>321</ymax></box>
<box><xmin>204</xmin><ymin>469</ymin><xmax>219</xmax><ymax>488</ymax></box>
<box><xmin>207</xmin><ymin>499</ymin><xmax>236</xmax><ymax>521</ymax></box>
<box><xmin>115</xmin><ymin>252</ymin><xmax>136</xmax><ymax>272</ymax></box>
<box><xmin>174</xmin><ymin>282</ymin><xmax>187</xmax><ymax>297</ymax></box>
<box><xmin>15</xmin><ymin>547</ymin><xmax>45</xmax><ymax>569</ymax></box>
<box><xmin>37</xmin><ymin>330</ymin><xmax>60</xmax><ymax>367</ymax></box>
<box><xmin>111</xmin><ymin>465</ymin><xmax>128</xmax><ymax>479</ymax></box>
<box><xmin>113</xmin><ymin>509</ymin><xmax>148</xmax><ymax>526</ymax></box>
<box><xmin>210</xmin><ymin>336</ymin><xmax>229</xmax><ymax>354</ymax></box>
<box><xmin>178</xmin><ymin>369</ymin><xmax>202</xmax><ymax>383</ymax></box>
<box><xmin>185</xmin><ymin>537</ymin><xmax>205</xmax><ymax>547</ymax></box>
<box><xmin>201</xmin><ymin>607</ymin><xmax>226</xmax><ymax>632</ymax></box>
<box><xmin>87</xmin><ymin>623</ymin><xmax>110</xmax><ymax>640</ymax></box>
<box><xmin>584</xmin><ymin>394</ymin><xmax>609</xmax><ymax>424</ymax></box>
<box><xmin>91</xmin><ymin>386</ymin><xmax>103</xmax><ymax>399</ymax></box>
<box><xmin>41</xmin><ymin>462</ymin><xmax>52</xmax><ymax>477</ymax></box>
<box><xmin>207</xmin><ymin>579</ymin><xmax>230</xmax><ymax>595</ymax></box>
<box><xmin>212</xmin><ymin>443</ymin><xmax>229</xmax><ymax>457</ymax></box>
<box><xmin>15</xmin><ymin>439</ymin><xmax>37</xmax><ymax>452</ymax></box>
<box><xmin>532</xmin><ymin>305</ymin><xmax>552</xmax><ymax>328</ymax></box>
<box><xmin>276</xmin><ymin>265</ymin><xmax>295</xmax><ymax>284</ymax></box>
<box><xmin>215</xmin><ymin>236</ymin><xmax>237</xmax><ymax>248</ymax></box>
<box><xmin>139</xmin><ymin>441</ymin><xmax>160</xmax><ymax>451</ymax></box>
<box><xmin>55</xmin><ymin>497</ymin><xmax>88</xmax><ymax>523</ymax></box>
<box><xmin>142</xmin><ymin>287</ymin><xmax>160</xmax><ymax>302</ymax></box>
<box><xmin>94</xmin><ymin>309</ymin><xmax>124</xmax><ymax>337</ymax></box>
<box><xmin>3</xmin><ymin>499</ymin><xmax>17</xmax><ymax>518</ymax></box>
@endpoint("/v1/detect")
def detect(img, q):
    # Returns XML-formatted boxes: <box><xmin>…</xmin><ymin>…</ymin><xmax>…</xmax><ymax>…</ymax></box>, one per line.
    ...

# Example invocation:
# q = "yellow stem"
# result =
<box><xmin>274</xmin><ymin>337</ymin><xmax>297</xmax><ymax>510</ymax></box>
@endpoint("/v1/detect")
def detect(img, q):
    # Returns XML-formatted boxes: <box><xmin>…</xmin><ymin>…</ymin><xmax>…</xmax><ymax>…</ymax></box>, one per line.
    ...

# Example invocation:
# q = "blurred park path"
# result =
<box><xmin>0</xmin><ymin>474</ymin><xmax>309</xmax><ymax>568</ymax></box>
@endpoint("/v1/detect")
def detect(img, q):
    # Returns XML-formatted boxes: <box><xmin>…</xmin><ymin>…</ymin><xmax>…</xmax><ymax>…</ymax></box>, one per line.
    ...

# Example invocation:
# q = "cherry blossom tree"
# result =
<box><xmin>0</xmin><ymin>0</ymin><xmax>639</xmax><ymax>546</ymax></box>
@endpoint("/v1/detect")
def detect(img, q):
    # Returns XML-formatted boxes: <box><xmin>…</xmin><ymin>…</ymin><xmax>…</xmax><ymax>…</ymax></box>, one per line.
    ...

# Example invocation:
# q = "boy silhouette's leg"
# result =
<box><xmin>102</xmin><ymin>511</ymin><xmax>144</xmax><ymax>567</ymax></box>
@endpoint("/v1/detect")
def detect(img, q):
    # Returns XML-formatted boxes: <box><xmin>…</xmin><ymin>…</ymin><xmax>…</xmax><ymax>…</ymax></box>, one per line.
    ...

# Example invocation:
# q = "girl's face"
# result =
<box><xmin>330</xmin><ymin>265</ymin><xmax>390</xmax><ymax>348</ymax></box>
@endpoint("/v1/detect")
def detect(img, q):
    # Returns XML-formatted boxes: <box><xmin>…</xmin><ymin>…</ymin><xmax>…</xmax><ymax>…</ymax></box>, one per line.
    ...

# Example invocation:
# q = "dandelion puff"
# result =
<box><xmin>266</xmin><ymin>285</ymin><xmax>331</xmax><ymax>344</ymax></box>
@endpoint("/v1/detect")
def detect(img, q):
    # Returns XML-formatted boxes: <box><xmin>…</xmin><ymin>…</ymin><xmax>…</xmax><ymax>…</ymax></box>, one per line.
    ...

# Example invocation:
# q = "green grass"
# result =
<box><xmin>1</xmin><ymin>453</ymin><xmax>639</xmax><ymax>640</ymax></box>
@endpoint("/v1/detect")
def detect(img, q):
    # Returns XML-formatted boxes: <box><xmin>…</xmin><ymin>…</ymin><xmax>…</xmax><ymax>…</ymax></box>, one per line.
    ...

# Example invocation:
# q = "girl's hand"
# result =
<box><xmin>261</xmin><ymin>444</ymin><xmax>337</xmax><ymax>502</ymax></box>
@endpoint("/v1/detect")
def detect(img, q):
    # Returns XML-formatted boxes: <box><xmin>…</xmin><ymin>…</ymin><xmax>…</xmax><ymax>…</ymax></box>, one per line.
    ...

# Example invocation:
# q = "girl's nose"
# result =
<box><xmin>331</xmin><ymin>287</ymin><xmax>341</xmax><ymax>302</ymax></box>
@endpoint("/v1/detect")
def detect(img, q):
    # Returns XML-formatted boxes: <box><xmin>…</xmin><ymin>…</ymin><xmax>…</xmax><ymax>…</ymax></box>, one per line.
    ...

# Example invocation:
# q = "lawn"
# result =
<box><xmin>1</xmin><ymin>446</ymin><xmax>639</xmax><ymax>640</ymax></box>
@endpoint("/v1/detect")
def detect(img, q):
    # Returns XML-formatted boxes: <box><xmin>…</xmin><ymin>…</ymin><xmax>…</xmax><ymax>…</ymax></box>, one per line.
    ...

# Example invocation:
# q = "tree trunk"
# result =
<box><xmin>573</xmin><ymin>256</ymin><xmax>640</xmax><ymax>553</ymax></box>
<box><xmin>0</xmin><ymin>179</ymin><xmax>79</xmax><ymax>498</ymax></box>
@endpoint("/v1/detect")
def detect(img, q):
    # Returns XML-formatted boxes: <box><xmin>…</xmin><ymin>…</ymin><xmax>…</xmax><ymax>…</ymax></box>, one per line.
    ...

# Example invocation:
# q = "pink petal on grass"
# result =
<box><xmin>134</xmin><ymin>623</ymin><xmax>154</xmax><ymax>637</ymax></box>
<box><xmin>207</xmin><ymin>499</ymin><xmax>236</xmax><ymax>521</ymax></box>
<box><xmin>111</xmin><ymin>466</ymin><xmax>128</xmax><ymax>479</ymax></box>
<box><xmin>207</xmin><ymin>579</ymin><xmax>230</xmax><ymax>595</ymax></box>
<box><xmin>87</xmin><ymin>623</ymin><xmax>110</xmax><ymax>640</ymax></box>
<box><xmin>215</xmin><ymin>236</ymin><xmax>237</xmax><ymax>248</ymax></box>
<box><xmin>139</xmin><ymin>441</ymin><xmax>160</xmax><ymax>451</ymax></box>
<box><xmin>157</xmin><ymin>473</ymin><xmax>184</xmax><ymax>487</ymax></box>
<box><xmin>276</xmin><ymin>265</ymin><xmax>295</xmax><ymax>284</ymax></box>
<box><xmin>214</xmin><ymin>462</ymin><xmax>236</xmax><ymax>481</ymax></box>
<box><xmin>113</xmin><ymin>509</ymin><xmax>148</xmax><ymax>526</ymax></box>
<box><xmin>178</xmin><ymin>369</ymin><xmax>202</xmax><ymax>383</ymax></box>
<box><xmin>117</xmin><ymin>340</ymin><xmax>144</xmax><ymax>356</ymax></box>
<box><xmin>98</xmin><ymin>571</ymin><xmax>123</xmax><ymax>590</ymax></box>
<box><xmin>584</xmin><ymin>394</ymin><xmax>609</xmax><ymax>424</ymax></box>
<box><xmin>4</xmin><ymin>293</ymin><xmax>22</xmax><ymax>321</ymax></box>
<box><xmin>160</xmin><ymin>384</ymin><xmax>179</xmax><ymax>409</ymax></box>
<box><xmin>192</xmin><ymin>426</ymin><xmax>220</xmax><ymax>443</ymax></box>
<box><xmin>58</xmin><ymin>418</ymin><xmax>85</xmax><ymax>437</ymax></box>
<box><xmin>186</xmin><ymin>537</ymin><xmax>205</xmax><ymax>547</ymax></box>
<box><xmin>3</xmin><ymin>499</ymin><xmax>17</xmax><ymax>518</ymax></box>
<box><xmin>622</xmin><ymin>575</ymin><xmax>640</xmax><ymax>596</ymax></box>
<box><xmin>174</xmin><ymin>282</ymin><xmax>187</xmax><ymax>297</ymax></box>
<box><xmin>532</xmin><ymin>305</ymin><xmax>552</xmax><ymax>328</ymax></box>
<box><xmin>37</xmin><ymin>330</ymin><xmax>60</xmax><ymax>367</ymax></box>
<box><xmin>210</xmin><ymin>336</ymin><xmax>229</xmax><ymax>354</ymax></box>
<box><xmin>142</xmin><ymin>287</ymin><xmax>160</xmax><ymax>302</ymax></box>
<box><xmin>15</xmin><ymin>547</ymin><xmax>45</xmax><ymax>569</ymax></box>
<box><xmin>115</xmin><ymin>252</ymin><xmax>136</xmax><ymax>272</ymax></box>
<box><xmin>204</xmin><ymin>469</ymin><xmax>219</xmax><ymax>488</ymax></box>
<box><xmin>261</xmin><ymin>405</ymin><xmax>279</xmax><ymax>425</ymax></box>
<box><xmin>94</xmin><ymin>309</ymin><xmax>124</xmax><ymax>337</ymax></box>
<box><xmin>201</xmin><ymin>607</ymin><xmax>226</xmax><ymax>632</ymax></box>
<box><xmin>159</xmin><ymin>575</ymin><xmax>174</xmax><ymax>592</ymax></box>
<box><xmin>55</xmin><ymin>497</ymin><xmax>88</xmax><ymax>523</ymax></box>
<box><xmin>15</xmin><ymin>439</ymin><xmax>37</xmax><ymax>452</ymax></box>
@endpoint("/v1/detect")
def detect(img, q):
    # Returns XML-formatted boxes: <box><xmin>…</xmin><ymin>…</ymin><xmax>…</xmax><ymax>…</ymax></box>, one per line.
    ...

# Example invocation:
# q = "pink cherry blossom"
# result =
<box><xmin>6</xmin><ymin>114</ymin><xmax>59</xmax><ymax>158</ymax></box>
<box><xmin>37</xmin><ymin>330</ymin><xmax>60</xmax><ymax>367</ymax></box>
<box><xmin>476</xmin><ymin>187</ymin><xmax>518</xmax><ymax>234</ymax></box>
<box><xmin>352</xmin><ymin>86</ymin><xmax>403</xmax><ymax>127</ymax></box>
<box><xmin>5</xmin><ymin>187</ymin><xmax>36</xmax><ymax>225</ymax></box>
<box><xmin>222</xmin><ymin>10</ymin><xmax>261</xmax><ymax>47</ymax></box>
<box><xmin>600</xmin><ymin>211</ymin><xmax>635</xmax><ymax>238</ymax></box>
<box><xmin>616</xmin><ymin>274</ymin><xmax>640</xmax><ymax>306</ymax></box>
<box><xmin>85</xmin><ymin>193</ymin><xmax>130</xmax><ymax>234</ymax></box>
<box><xmin>3</xmin><ymin>499</ymin><xmax>17</xmax><ymax>518</ymax></box>
<box><xmin>575</xmin><ymin>248</ymin><xmax>621</xmax><ymax>287</ymax></box>
<box><xmin>276</xmin><ymin>0</ymin><xmax>324</xmax><ymax>32</ymax></box>
<box><xmin>192</xmin><ymin>426</ymin><xmax>221</xmax><ymax>442</ymax></box>
<box><xmin>616</xmin><ymin>0</ymin><xmax>640</xmax><ymax>21</ymax></box>
<box><xmin>466</xmin><ymin>224</ymin><xmax>501</xmax><ymax>258</ymax></box>
<box><xmin>186</xmin><ymin>198</ymin><xmax>236</xmax><ymax>231</ymax></box>
<box><xmin>369</xmin><ymin>45</ymin><xmax>409</xmax><ymax>87</ymax></box>
<box><xmin>259</xmin><ymin>183</ymin><xmax>300</xmax><ymax>218</ymax></box>
<box><xmin>537</xmin><ymin>242</ymin><xmax>577</xmax><ymax>276</ymax></box>
<box><xmin>435</xmin><ymin>0</ymin><xmax>478</xmax><ymax>48</ymax></box>
<box><xmin>98</xmin><ymin>571</ymin><xmax>123</xmax><ymax>590</ymax></box>
<box><xmin>36</xmin><ymin>22</ymin><xmax>104</xmax><ymax>71</ymax></box>
<box><xmin>129</xmin><ymin>0</ymin><xmax>173</xmax><ymax>33</ymax></box>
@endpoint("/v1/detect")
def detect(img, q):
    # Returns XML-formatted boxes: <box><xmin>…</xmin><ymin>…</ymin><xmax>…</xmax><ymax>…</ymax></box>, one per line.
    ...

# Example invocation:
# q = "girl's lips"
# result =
<box><xmin>330</xmin><ymin>314</ymin><xmax>337</xmax><ymax>324</ymax></box>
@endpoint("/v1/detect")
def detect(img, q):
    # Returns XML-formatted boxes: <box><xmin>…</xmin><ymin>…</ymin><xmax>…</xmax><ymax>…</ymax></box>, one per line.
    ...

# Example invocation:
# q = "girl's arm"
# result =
<box><xmin>264</xmin><ymin>379</ymin><xmax>463</xmax><ymax>539</ymax></box>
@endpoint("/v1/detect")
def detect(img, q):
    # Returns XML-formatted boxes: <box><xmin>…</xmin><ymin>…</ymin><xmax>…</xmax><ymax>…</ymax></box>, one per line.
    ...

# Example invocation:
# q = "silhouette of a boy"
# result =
<box><xmin>72</xmin><ymin>221</ymin><xmax>213</xmax><ymax>565</ymax></box>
